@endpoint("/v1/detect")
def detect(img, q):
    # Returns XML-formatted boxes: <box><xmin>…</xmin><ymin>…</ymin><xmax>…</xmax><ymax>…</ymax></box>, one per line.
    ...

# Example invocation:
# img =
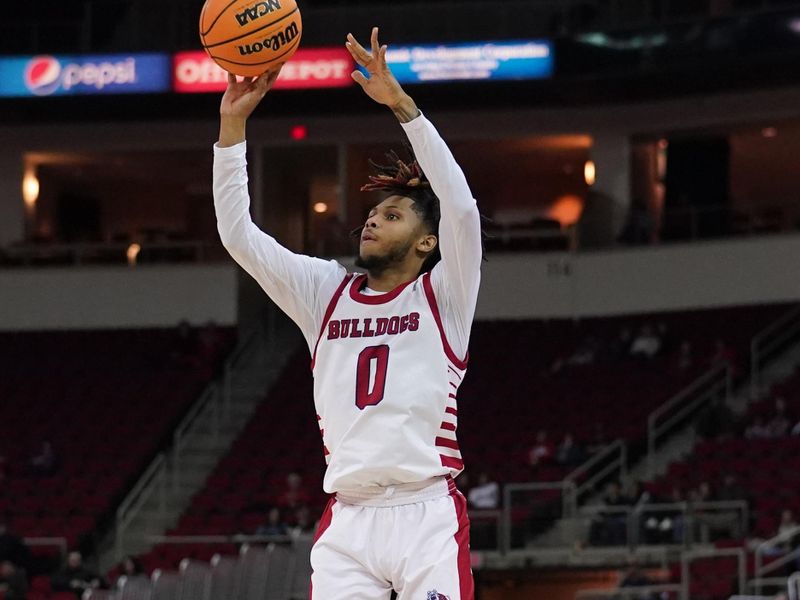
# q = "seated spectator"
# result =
<box><xmin>555</xmin><ymin>433</ymin><xmax>586</xmax><ymax>467</ymax></box>
<box><xmin>528</xmin><ymin>430</ymin><xmax>554</xmax><ymax>473</ymax></box>
<box><xmin>609</xmin><ymin>327</ymin><xmax>633</xmax><ymax>360</ymax></box>
<box><xmin>255</xmin><ymin>508</ymin><xmax>288</xmax><ymax>537</ymax></box>
<box><xmin>52</xmin><ymin>551</ymin><xmax>104</xmax><ymax>598</ymax></box>
<box><xmin>291</xmin><ymin>506</ymin><xmax>315</xmax><ymax>536</ymax></box>
<box><xmin>695</xmin><ymin>396</ymin><xmax>735</xmax><ymax>440</ymax></box>
<box><xmin>642</xmin><ymin>486</ymin><xmax>685</xmax><ymax>545</ymax></box>
<box><xmin>29</xmin><ymin>439</ymin><xmax>57</xmax><ymax>476</ymax></box>
<box><xmin>0</xmin><ymin>561</ymin><xmax>27</xmax><ymax>600</ymax></box>
<box><xmin>745</xmin><ymin>415</ymin><xmax>772</xmax><ymax>440</ymax></box>
<box><xmin>115</xmin><ymin>556</ymin><xmax>143</xmax><ymax>583</ymax></box>
<box><xmin>467</xmin><ymin>472</ymin><xmax>500</xmax><ymax>510</ymax></box>
<box><xmin>767</xmin><ymin>397</ymin><xmax>793</xmax><ymax>437</ymax></box>
<box><xmin>618</xmin><ymin>556</ymin><xmax>654</xmax><ymax>590</ymax></box>
<box><xmin>629</xmin><ymin>325</ymin><xmax>661</xmax><ymax>359</ymax></box>
<box><xmin>589</xmin><ymin>481</ymin><xmax>630</xmax><ymax>546</ymax></box>
<box><xmin>278</xmin><ymin>472</ymin><xmax>311</xmax><ymax>509</ymax></box>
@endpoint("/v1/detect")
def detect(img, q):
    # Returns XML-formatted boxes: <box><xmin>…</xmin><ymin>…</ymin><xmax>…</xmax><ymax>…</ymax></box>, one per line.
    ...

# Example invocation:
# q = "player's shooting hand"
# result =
<box><xmin>218</xmin><ymin>67</ymin><xmax>282</xmax><ymax>147</ymax></box>
<box><xmin>346</xmin><ymin>27</ymin><xmax>419</xmax><ymax>121</ymax></box>
<box><xmin>220</xmin><ymin>67</ymin><xmax>282</xmax><ymax>120</ymax></box>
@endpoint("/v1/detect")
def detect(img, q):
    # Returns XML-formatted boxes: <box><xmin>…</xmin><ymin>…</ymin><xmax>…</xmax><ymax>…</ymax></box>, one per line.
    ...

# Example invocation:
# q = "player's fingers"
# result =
<box><xmin>227</xmin><ymin>72</ymin><xmax>237</xmax><ymax>85</ymax></box>
<box><xmin>243</xmin><ymin>76</ymin><xmax>254</xmax><ymax>84</ymax></box>
<box><xmin>370</xmin><ymin>27</ymin><xmax>380</xmax><ymax>56</ymax></box>
<box><xmin>347</xmin><ymin>33</ymin><xmax>372</xmax><ymax>64</ymax></box>
<box><xmin>379</xmin><ymin>45</ymin><xmax>388</xmax><ymax>69</ymax></box>
<box><xmin>351</xmin><ymin>70</ymin><xmax>369</xmax><ymax>88</ymax></box>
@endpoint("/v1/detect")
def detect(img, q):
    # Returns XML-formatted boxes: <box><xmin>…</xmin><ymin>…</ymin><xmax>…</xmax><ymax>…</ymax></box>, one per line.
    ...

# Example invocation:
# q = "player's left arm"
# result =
<box><xmin>347</xmin><ymin>28</ymin><xmax>482</xmax><ymax>357</ymax></box>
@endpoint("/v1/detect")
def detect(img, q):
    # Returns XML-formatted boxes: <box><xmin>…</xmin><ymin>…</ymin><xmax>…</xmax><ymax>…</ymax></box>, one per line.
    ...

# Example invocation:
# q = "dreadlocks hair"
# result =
<box><xmin>355</xmin><ymin>144</ymin><xmax>490</xmax><ymax>276</ymax></box>
<box><xmin>354</xmin><ymin>146</ymin><xmax>443</xmax><ymax>275</ymax></box>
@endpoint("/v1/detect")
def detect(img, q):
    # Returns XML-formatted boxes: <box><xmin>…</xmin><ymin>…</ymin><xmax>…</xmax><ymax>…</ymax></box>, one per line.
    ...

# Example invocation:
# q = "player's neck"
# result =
<box><xmin>366</xmin><ymin>262</ymin><xmax>422</xmax><ymax>292</ymax></box>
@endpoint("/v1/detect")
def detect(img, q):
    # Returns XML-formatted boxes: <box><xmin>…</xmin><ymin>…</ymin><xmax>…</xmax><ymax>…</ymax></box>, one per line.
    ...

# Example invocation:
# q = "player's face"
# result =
<box><xmin>357</xmin><ymin>195</ymin><xmax>424</xmax><ymax>265</ymax></box>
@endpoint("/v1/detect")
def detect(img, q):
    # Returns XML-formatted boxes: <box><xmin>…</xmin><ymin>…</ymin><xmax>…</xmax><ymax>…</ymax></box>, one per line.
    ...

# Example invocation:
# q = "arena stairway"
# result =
<box><xmin>99</xmin><ymin>310</ymin><xmax>304</xmax><ymax>573</ymax></box>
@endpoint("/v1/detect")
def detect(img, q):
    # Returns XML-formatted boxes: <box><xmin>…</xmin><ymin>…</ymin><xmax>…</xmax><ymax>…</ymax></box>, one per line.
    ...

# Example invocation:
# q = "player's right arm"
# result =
<box><xmin>215</xmin><ymin>71</ymin><xmax>345</xmax><ymax>344</ymax></box>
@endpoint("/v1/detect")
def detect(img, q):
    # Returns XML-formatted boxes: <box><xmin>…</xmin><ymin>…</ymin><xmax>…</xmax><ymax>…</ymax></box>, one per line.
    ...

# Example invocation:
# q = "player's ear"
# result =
<box><xmin>417</xmin><ymin>233</ymin><xmax>438</xmax><ymax>254</ymax></box>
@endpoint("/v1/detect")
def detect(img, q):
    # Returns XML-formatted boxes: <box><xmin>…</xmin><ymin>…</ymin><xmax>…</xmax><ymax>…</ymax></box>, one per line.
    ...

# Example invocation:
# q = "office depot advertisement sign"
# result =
<box><xmin>174</xmin><ymin>48</ymin><xmax>354</xmax><ymax>92</ymax></box>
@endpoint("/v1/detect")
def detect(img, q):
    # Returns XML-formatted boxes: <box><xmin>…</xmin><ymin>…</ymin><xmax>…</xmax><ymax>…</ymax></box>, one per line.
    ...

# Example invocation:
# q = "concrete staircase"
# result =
<box><xmin>99</xmin><ymin>314</ymin><xmax>303</xmax><ymax>572</ymax></box>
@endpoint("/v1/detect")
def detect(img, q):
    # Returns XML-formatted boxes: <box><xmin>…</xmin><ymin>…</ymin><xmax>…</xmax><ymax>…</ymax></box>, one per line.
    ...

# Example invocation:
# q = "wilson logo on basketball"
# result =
<box><xmin>236</xmin><ymin>22</ymin><xmax>299</xmax><ymax>56</ymax></box>
<box><xmin>234</xmin><ymin>0</ymin><xmax>282</xmax><ymax>26</ymax></box>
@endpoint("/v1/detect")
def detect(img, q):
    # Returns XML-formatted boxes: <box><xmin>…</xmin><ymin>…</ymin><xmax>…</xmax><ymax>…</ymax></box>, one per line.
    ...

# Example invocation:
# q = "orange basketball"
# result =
<box><xmin>199</xmin><ymin>0</ymin><xmax>302</xmax><ymax>77</ymax></box>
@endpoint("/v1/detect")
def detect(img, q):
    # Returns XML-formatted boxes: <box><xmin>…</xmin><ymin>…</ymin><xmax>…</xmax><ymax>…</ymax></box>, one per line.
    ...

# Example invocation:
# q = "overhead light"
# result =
<box><xmin>22</xmin><ymin>170</ymin><xmax>39</xmax><ymax>208</ymax></box>
<box><xmin>584</xmin><ymin>160</ymin><xmax>596</xmax><ymax>186</ymax></box>
<box><xmin>313</xmin><ymin>202</ymin><xmax>328</xmax><ymax>214</ymax></box>
<box><xmin>762</xmin><ymin>127</ymin><xmax>778</xmax><ymax>138</ymax></box>
<box><xmin>127</xmin><ymin>243</ymin><xmax>142</xmax><ymax>267</ymax></box>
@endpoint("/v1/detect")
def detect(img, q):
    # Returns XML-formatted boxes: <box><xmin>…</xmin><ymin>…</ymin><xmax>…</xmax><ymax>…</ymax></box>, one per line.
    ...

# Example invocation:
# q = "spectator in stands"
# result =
<box><xmin>0</xmin><ymin>523</ymin><xmax>30</xmax><ymax>572</ymax></box>
<box><xmin>291</xmin><ymin>506</ymin><xmax>315</xmax><ymax>536</ymax></box>
<box><xmin>642</xmin><ymin>486</ymin><xmax>685</xmax><ymax>545</ymax></box>
<box><xmin>745</xmin><ymin>415</ymin><xmax>772</xmax><ymax>440</ymax></box>
<box><xmin>0</xmin><ymin>561</ymin><xmax>27</xmax><ymax>600</ymax></box>
<box><xmin>767</xmin><ymin>397</ymin><xmax>793</xmax><ymax>437</ymax></box>
<box><xmin>255</xmin><ymin>508</ymin><xmax>289</xmax><ymax>536</ymax></box>
<box><xmin>117</xmin><ymin>556</ymin><xmax>144</xmax><ymax>580</ymax></box>
<box><xmin>590</xmin><ymin>481</ymin><xmax>630</xmax><ymax>546</ymax></box>
<box><xmin>278</xmin><ymin>472</ymin><xmax>311</xmax><ymax>509</ymax></box>
<box><xmin>617</xmin><ymin>556</ymin><xmax>655</xmax><ymax>600</ymax></box>
<box><xmin>528</xmin><ymin>430</ymin><xmax>554</xmax><ymax>475</ymax></box>
<box><xmin>52</xmin><ymin>550</ymin><xmax>104</xmax><ymax>598</ymax></box>
<box><xmin>586</xmin><ymin>422</ymin><xmax>609</xmax><ymax>455</ymax></box>
<box><xmin>29</xmin><ymin>439</ymin><xmax>57</xmax><ymax>476</ymax></box>
<box><xmin>467</xmin><ymin>472</ymin><xmax>500</xmax><ymax>510</ymax></box>
<box><xmin>555</xmin><ymin>433</ymin><xmax>586</xmax><ymax>467</ymax></box>
<box><xmin>629</xmin><ymin>325</ymin><xmax>661</xmax><ymax>359</ymax></box>
<box><xmin>609</xmin><ymin>327</ymin><xmax>633</xmax><ymax>360</ymax></box>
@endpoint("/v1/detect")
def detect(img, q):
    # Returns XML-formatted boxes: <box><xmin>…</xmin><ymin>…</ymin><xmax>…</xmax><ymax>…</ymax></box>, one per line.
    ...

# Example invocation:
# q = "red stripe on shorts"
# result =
<box><xmin>308</xmin><ymin>496</ymin><xmax>336</xmax><ymax>599</ymax></box>
<box><xmin>450</xmin><ymin>487</ymin><xmax>475</xmax><ymax>599</ymax></box>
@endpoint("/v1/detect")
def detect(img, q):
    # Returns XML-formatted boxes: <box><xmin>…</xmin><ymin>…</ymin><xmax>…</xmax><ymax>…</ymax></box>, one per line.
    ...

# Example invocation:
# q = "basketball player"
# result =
<box><xmin>213</xmin><ymin>27</ymin><xmax>481</xmax><ymax>600</ymax></box>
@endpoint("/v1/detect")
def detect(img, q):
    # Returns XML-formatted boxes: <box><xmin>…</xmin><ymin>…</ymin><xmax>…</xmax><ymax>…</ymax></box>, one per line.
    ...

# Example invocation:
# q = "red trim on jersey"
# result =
<box><xmin>435</xmin><ymin>436</ymin><xmax>460</xmax><ymax>451</ymax></box>
<box><xmin>441</xmin><ymin>454</ymin><xmax>464</xmax><ymax>470</ymax></box>
<box><xmin>311</xmin><ymin>274</ymin><xmax>354</xmax><ymax>370</ymax></box>
<box><xmin>440</xmin><ymin>421</ymin><xmax>457</xmax><ymax>431</ymax></box>
<box><xmin>309</xmin><ymin>496</ymin><xmax>337</xmax><ymax>600</ymax></box>
<box><xmin>445</xmin><ymin>407</ymin><xmax>458</xmax><ymax>417</ymax></box>
<box><xmin>348</xmin><ymin>274</ymin><xmax>415</xmax><ymax>305</ymax></box>
<box><xmin>449</xmin><ymin>366</ymin><xmax>463</xmax><ymax>380</ymax></box>
<box><xmin>421</xmin><ymin>272</ymin><xmax>469</xmax><ymax>370</ymax></box>
<box><xmin>448</xmin><ymin>393</ymin><xmax>457</xmax><ymax>400</ymax></box>
<box><xmin>449</xmin><ymin>487</ymin><xmax>475</xmax><ymax>599</ymax></box>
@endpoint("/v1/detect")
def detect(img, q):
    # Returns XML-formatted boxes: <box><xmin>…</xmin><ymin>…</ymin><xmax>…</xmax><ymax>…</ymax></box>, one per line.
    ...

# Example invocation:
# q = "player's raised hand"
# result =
<box><xmin>220</xmin><ymin>67</ymin><xmax>282</xmax><ymax>120</ymax></box>
<box><xmin>346</xmin><ymin>27</ymin><xmax>414</xmax><ymax>114</ymax></box>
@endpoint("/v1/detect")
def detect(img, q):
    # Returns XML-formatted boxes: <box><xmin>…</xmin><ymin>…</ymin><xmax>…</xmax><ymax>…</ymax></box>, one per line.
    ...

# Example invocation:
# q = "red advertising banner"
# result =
<box><xmin>174</xmin><ymin>48</ymin><xmax>354</xmax><ymax>93</ymax></box>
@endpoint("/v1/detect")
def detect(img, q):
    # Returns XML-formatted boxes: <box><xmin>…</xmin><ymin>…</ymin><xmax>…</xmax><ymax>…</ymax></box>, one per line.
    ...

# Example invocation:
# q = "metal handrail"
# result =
<box><xmin>115</xmin><ymin>453</ymin><xmax>167</xmax><ymax>562</ymax></box>
<box><xmin>567</xmin><ymin>439</ymin><xmax>627</xmax><ymax>504</ymax></box>
<box><xmin>575</xmin><ymin>584</ymin><xmax>682</xmax><ymax>599</ymax></box>
<box><xmin>23</xmin><ymin>537</ymin><xmax>68</xmax><ymax>555</ymax></box>
<box><xmin>754</xmin><ymin>524</ymin><xmax>800</xmax><ymax>594</ymax></box>
<box><xmin>681</xmin><ymin>547</ymin><xmax>746</xmax><ymax>600</ymax></box>
<box><xmin>647</xmin><ymin>364</ymin><xmax>730</xmax><ymax>477</ymax></box>
<box><xmin>750</xmin><ymin>304</ymin><xmax>800</xmax><ymax>400</ymax></box>
<box><xmin>501</xmin><ymin>480</ymin><xmax>577</xmax><ymax>554</ymax></box>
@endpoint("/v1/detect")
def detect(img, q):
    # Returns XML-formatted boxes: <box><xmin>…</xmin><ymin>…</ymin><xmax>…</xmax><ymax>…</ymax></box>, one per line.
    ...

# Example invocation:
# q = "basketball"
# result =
<box><xmin>199</xmin><ymin>0</ymin><xmax>303</xmax><ymax>77</ymax></box>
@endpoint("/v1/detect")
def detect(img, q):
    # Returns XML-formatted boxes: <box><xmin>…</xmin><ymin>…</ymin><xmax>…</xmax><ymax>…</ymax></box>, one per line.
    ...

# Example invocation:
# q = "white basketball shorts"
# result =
<box><xmin>309</xmin><ymin>475</ymin><xmax>474</xmax><ymax>600</ymax></box>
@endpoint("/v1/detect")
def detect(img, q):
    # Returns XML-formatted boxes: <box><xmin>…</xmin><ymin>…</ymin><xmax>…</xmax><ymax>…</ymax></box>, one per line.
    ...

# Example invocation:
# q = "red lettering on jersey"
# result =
<box><xmin>375</xmin><ymin>318</ymin><xmax>389</xmax><ymax>336</ymax></box>
<box><xmin>340</xmin><ymin>319</ymin><xmax>352</xmax><ymax>337</ymax></box>
<box><xmin>328</xmin><ymin>320</ymin><xmax>340</xmax><ymax>339</ymax></box>
<box><xmin>399</xmin><ymin>315</ymin><xmax>410</xmax><ymax>333</ymax></box>
<box><xmin>351</xmin><ymin>318</ymin><xmax>363</xmax><ymax>338</ymax></box>
<box><xmin>387</xmin><ymin>316</ymin><xmax>400</xmax><ymax>335</ymax></box>
<box><xmin>363</xmin><ymin>318</ymin><xmax>375</xmax><ymax>337</ymax></box>
<box><xmin>409</xmin><ymin>312</ymin><xmax>420</xmax><ymax>331</ymax></box>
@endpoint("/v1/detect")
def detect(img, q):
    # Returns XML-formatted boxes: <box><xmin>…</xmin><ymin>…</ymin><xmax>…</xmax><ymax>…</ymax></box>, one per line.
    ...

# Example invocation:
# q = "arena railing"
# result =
<box><xmin>576</xmin><ymin>500</ymin><xmax>748</xmax><ymax>549</ymax></box>
<box><xmin>753</xmin><ymin>524</ymin><xmax>800</xmax><ymax>596</ymax></box>
<box><xmin>2</xmin><ymin>241</ymin><xmax>214</xmax><ymax>267</ymax></box>
<box><xmin>750</xmin><ymin>304</ymin><xmax>800</xmax><ymax>400</ymax></box>
<box><xmin>23</xmin><ymin>536</ymin><xmax>67</xmax><ymax>557</ymax></box>
<box><xmin>647</xmin><ymin>363</ymin><xmax>731</xmax><ymax>478</ymax></box>
<box><xmin>115</xmin><ymin>453</ymin><xmax>168</xmax><ymax>563</ymax></box>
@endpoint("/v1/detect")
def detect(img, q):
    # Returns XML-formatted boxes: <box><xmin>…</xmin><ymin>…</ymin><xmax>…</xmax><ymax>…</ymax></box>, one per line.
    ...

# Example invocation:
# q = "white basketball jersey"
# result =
<box><xmin>312</xmin><ymin>272</ymin><xmax>467</xmax><ymax>493</ymax></box>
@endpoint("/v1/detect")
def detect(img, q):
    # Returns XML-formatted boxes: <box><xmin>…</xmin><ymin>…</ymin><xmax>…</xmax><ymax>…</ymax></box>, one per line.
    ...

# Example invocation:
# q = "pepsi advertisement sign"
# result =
<box><xmin>364</xmin><ymin>40</ymin><xmax>554</xmax><ymax>84</ymax></box>
<box><xmin>0</xmin><ymin>53</ymin><xmax>171</xmax><ymax>98</ymax></box>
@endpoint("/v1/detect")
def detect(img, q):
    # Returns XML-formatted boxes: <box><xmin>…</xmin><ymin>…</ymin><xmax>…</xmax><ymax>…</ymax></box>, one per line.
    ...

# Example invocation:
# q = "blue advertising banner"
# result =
<box><xmin>0</xmin><ymin>53</ymin><xmax>171</xmax><ymax>98</ymax></box>
<box><xmin>367</xmin><ymin>40</ymin><xmax>553</xmax><ymax>84</ymax></box>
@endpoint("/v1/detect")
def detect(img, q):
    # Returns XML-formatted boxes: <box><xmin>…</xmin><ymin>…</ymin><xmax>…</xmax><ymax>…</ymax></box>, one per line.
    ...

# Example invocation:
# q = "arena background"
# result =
<box><xmin>2</xmin><ymin>1</ymin><xmax>800</xmax><ymax>599</ymax></box>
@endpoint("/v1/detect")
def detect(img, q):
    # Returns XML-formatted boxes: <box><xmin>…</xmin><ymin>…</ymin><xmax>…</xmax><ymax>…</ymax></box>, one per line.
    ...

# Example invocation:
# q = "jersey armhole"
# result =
<box><xmin>310</xmin><ymin>273</ymin><xmax>355</xmax><ymax>370</ymax></box>
<box><xmin>422</xmin><ymin>272</ymin><xmax>469</xmax><ymax>370</ymax></box>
